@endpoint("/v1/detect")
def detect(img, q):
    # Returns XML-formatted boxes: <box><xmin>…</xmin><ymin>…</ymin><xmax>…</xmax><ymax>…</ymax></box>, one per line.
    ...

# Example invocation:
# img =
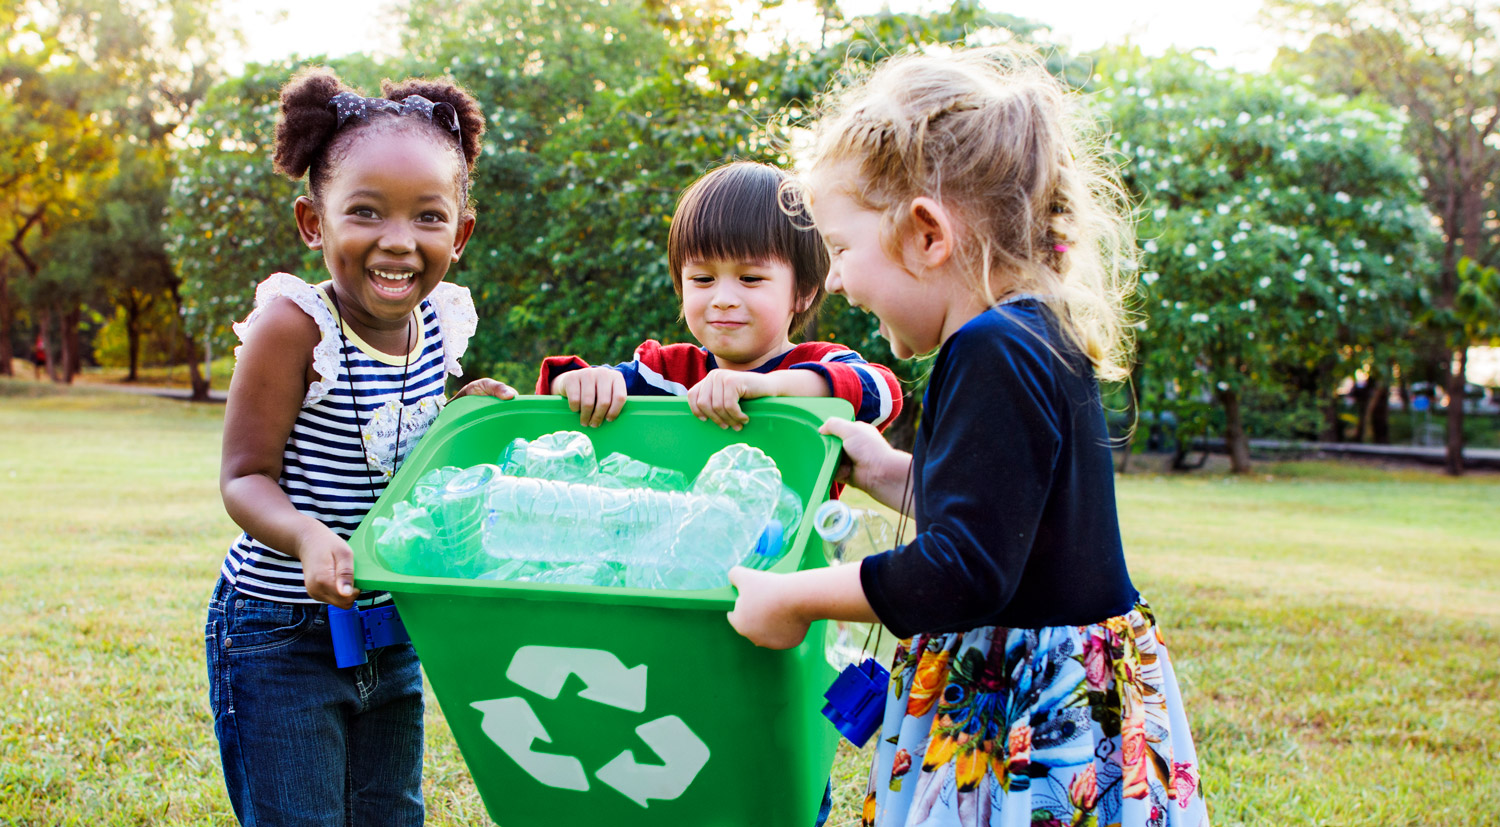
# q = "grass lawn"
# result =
<box><xmin>2</xmin><ymin>380</ymin><xmax>1497</xmax><ymax>825</ymax></box>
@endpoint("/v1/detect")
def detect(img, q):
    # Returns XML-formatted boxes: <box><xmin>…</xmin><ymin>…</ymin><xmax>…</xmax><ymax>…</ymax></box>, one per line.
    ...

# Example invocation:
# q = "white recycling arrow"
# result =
<box><xmin>470</xmin><ymin>697</ymin><xmax>589</xmax><ymax>791</ymax></box>
<box><xmin>595</xmin><ymin>715</ymin><xmax>711</xmax><ymax>808</ymax></box>
<box><xmin>506</xmin><ymin>645</ymin><xmax>648</xmax><ymax>713</ymax></box>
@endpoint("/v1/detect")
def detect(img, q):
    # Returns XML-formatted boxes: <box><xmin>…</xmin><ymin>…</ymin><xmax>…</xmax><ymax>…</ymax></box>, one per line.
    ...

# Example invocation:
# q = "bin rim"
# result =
<box><xmin>348</xmin><ymin>394</ymin><xmax>853</xmax><ymax>611</ymax></box>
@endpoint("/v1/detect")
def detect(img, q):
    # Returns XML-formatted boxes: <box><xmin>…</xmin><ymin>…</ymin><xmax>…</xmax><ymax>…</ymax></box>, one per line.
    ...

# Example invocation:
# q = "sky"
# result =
<box><xmin>224</xmin><ymin>0</ymin><xmax>1280</xmax><ymax>73</ymax></box>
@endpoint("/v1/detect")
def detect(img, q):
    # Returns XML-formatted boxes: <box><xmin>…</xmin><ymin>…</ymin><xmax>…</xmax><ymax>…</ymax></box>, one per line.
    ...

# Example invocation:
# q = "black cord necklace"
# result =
<box><xmin>328</xmin><ymin>287</ymin><xmax>413</xmax><ymax>499</ymax></box>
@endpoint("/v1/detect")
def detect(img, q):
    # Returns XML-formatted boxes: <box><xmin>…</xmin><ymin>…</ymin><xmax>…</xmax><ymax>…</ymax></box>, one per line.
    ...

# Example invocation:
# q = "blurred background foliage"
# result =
<box><xmin>4</xmin><ymin>0</ymin><xmax>1498</xmax><ymax>468</ymax></box>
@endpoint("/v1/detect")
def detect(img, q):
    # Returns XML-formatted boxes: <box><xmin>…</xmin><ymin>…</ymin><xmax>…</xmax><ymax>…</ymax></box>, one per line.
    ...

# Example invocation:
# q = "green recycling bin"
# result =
<box><xmin>348</xmin><ymin>395</ymin><xmax>849</xmax><ymax>827</ymax></box>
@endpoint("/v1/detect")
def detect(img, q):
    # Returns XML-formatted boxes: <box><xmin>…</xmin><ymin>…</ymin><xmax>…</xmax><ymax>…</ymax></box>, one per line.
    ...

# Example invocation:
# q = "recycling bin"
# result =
<box><xmin>348</xmin><ymin>395</ymin><xmax>848</xmax><ymax>827</ymax></box>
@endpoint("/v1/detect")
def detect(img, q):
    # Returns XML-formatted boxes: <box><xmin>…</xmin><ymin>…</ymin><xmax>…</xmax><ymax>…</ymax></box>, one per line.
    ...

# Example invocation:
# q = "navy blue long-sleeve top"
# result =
<box><xmin>859</xmin><ymin>300</ymin><xmax>1138</xmax><ymax>637</ymax></box>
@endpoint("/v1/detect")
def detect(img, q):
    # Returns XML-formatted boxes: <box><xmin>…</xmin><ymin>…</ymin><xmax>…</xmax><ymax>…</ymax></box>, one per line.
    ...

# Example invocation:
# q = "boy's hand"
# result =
<box><xmin>687</xmin><ymin>369</ymin><xmax>773</xmax><ymax>431</ymax></box>
<box><xmin>552</xmin><ymin>367</ymin><xmax>627</xmax><ymax>427</ymax></box>
<box><xmin>296</xmin><ymin>525</ymin><xmax>360</xmax><ymax>609</ymax></box>
<box><xmin>451</xmin><ymin>378</ymin><xmax>518</xmax><ymax>400</ymax></box>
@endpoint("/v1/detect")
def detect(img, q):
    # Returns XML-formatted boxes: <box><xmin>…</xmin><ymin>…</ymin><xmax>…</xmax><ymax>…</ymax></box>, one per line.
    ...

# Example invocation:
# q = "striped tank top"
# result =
<box><xmin>221</xmin><ymin>274</ymin><xmax>476</xmax><ymax>603</ymax></box>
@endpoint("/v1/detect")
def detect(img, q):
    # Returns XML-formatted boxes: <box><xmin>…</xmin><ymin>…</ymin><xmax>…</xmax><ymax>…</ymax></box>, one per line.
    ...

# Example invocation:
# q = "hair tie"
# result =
<box><xmin>327</xmin><ymin>91</ymin><xmax>462</xmax><ymax>153</ymax></box>
<box><xmin>1053</xmin><ymin>244</ymin><xmax>1069</xmax><ymax>253</ymax></box>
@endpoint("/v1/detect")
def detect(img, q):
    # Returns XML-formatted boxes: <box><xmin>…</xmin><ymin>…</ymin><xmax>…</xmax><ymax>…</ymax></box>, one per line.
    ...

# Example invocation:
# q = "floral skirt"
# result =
<box><xmin>862</xmin><ymin>602</ymin><xmax>1208</xmax><ymax>827</ymax></box>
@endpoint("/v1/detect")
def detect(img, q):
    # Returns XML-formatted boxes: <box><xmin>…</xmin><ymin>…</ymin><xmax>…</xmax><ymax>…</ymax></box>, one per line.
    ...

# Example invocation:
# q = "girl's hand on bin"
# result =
<box><xmin>451</xmin><ymin>378</ymin><xmax>519</xmax><ymax>401</ymax></box>
<box><xmin>298</xmin><ymin>526</ymin><xmax>361</xmax><ymax>609</ymax></box>
<box><xmin>552</xmin><ymin>367</ymin><xmax>627</xmax><ymax>427</ymax></box>
<box><xmin>818</xmin><ymin>417</ymin><xmax>911</xmax><ymax>496</ymax></box>
<box><xmin>726</xmin><ymin>566</ymin><xmax>811</xmax><ymax>649</ymax></box>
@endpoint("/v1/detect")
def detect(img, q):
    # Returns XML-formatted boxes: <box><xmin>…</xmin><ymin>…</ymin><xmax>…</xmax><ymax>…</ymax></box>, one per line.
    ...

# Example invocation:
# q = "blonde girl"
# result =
<box><xmin>728</xmin><ymin>48</ymin><xmax>1209</xmax><ymax>827</ymax></box>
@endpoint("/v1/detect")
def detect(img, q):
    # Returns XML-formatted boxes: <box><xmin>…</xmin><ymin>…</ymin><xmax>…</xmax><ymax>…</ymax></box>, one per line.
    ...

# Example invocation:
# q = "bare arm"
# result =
<box><xmin>220</xmin><ymin>298</ymin><xmax>358</xmax><ymax>608</ymax></box>
<box><xmin>727</xmin><ymin>564</ymin><xmax>879</xmax><ymax>649</ymax></box>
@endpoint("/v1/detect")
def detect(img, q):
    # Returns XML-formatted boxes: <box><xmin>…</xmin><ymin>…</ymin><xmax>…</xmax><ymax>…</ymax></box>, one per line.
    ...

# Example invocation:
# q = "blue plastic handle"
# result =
<box><xmin>328</xmin><ymin>603</ymin><xmax>411</xmax><ymax>668</ymax></box>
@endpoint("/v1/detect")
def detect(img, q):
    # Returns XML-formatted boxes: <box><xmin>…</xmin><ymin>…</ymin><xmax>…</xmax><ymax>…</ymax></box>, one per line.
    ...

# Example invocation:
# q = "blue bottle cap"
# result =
<box><xmin>754</xmin><ymin>519</ymin><xmax>784</xmax><ymax>558</ymax></box>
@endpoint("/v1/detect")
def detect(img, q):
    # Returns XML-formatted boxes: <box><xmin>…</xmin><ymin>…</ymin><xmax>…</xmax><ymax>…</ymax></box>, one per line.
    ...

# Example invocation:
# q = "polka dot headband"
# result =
<box><xmin>327</xmin><ymin>91</ymin><xmax>462</xmax><ymax>153</ymax></box>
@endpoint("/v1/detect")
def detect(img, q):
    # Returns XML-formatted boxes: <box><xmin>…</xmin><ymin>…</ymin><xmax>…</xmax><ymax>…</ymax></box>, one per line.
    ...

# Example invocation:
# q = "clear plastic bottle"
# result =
<box><xmin>813</xmin><ymin>500</ymin><xmax>895</xmax><ymax>670</ymax></box>
<box><xmin>483</xmin><ymin>476</ymin><xmax>694</xmax><ymax>573</ymax></box>
<box><xmin>430</xmin><ymin>464</ymin><xmax>503</xmax><ymax>578</ymax></box>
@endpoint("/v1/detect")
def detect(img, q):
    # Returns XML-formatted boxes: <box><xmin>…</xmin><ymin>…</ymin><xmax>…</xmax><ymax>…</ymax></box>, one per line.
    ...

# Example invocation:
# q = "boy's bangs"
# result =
<box><xmin>673</xmin><ymin>185</ymin><xmax>796</xmax><ymax>270</ymax></box>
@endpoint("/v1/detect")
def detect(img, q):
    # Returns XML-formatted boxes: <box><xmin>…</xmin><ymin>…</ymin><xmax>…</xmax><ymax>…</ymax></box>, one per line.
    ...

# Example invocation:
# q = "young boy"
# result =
<box><xmin>537</xmin><ymin>161</ymin><xmax>902</xmax><ymax>432</ymax></box>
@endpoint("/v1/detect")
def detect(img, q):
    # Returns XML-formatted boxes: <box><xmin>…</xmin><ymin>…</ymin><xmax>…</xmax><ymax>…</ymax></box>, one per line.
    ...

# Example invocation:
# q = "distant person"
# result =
<box><xmin>727</xmin><ymin>49</ymin><xmax>1210</xmax><ymax>827</ymax></box>
<box><xmin>31</xmin><ymin>333</ymin><xmax>44</xmax><ymax>379</ymax></box>
<box><xmin>207</xmin><ymin>67</ymin><xmax>515</xmax><ymax>826</ymax></box>
<box><xmin>536</xmin><ymin>161</ymin><xmax>902</xmax><ymax>434</ymax></box>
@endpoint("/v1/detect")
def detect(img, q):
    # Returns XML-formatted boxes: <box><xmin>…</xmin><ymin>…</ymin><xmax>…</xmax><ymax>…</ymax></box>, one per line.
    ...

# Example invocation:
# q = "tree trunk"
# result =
<box><xmin>61</xmin><ymin>304</ymin><xmax>82</xmax><ymax>383</ymax></box>
<box><xmin>1322</xmin><ymin>393</ymin><xmax>1345</xmax><ymax>443</ymax></box>
<box><xmin>1219</xmin><ymin>387</ymin><xmax>1252</xmax><ymax>474</ymax></box>
<box><xmin>1370</xmin><ymin>379</ymin><xmax>1390</xmax><ymax>445</ymax></box>
<box><xmin>125</xmin><ymin>290</ymin><xmax>142</xmax><ymax>382</ymax></box>
<box><xmin>1115</xmin><ymin>366</ymin><xmax>1142</xmax><ymax>474</ymax></box>
<box><xmin>1445</xmin><ymin>348</ymin><xmax>1466</xmax><ymax>476</ymax></box>
<box><xmin>39</xmin><ymin>309</ymin><xmax>59</xmax><ymax>383</ymax></box>
<box><xmin>0</xmin><ymin>266</ymin><xmax>11</xmax><ymax>376</ymax></box>
<box><xmin>1352</xmin><ymin>377</ymin><xmax>1373</xmax><ymax>443</ymax></box>
<box><xmin>188</xmin><ymin>357</ymin><xmax>210</xmax><ymax>401</ymax></box>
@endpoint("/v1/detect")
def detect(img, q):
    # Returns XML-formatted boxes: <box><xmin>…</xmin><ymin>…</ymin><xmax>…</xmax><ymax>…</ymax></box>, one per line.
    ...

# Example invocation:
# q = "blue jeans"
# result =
<box><xmin>205</xmin><ymin>575</ymin><xmax>424</xmax><ymax>826</ymax></box>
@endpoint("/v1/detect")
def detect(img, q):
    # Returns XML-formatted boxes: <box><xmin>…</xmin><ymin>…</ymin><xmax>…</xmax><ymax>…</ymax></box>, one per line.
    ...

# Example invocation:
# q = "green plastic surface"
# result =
<box><xmin>348</xmin><ymin>395</ymin><xmax>851</xmax><ymax>826</ymax></box>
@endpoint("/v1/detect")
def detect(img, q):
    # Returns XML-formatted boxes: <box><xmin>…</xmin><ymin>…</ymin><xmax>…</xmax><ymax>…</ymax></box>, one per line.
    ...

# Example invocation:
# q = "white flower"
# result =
<box><xmin>1217</xmin><ymin>203</ymin><xmax>1231</xmax><ymax>215</ymax></box>
<box><xmin>1259</xmin><ymin>276</ymin><xmax>1272</xmax><ymax>288</ymax></box>
<box><xmin>1144</xmin><ymin>240</ymin><xmax>1159</xmax><ymax>253</ymax></box>
<box><xmin>1184</xmin><ymin>243</ymin><xmax>1199</xmax><ymax>256</ymax></box>
<box><xmin>1191</xmin><ymin>313</ymin><xmax>1210</xmax><ymax>323</ymax></box>
<box><xmin>1143</xmin><ymin>272</ymin><xmax>1160</xmax><ymax>285</ymax></box>
<box><xmin>1293</xmin><ymin>269</ymin><xmax>1307</xmax><ymax>282</ymax></box>
<box><xmin>1334</xmin><ymin>191</ymin><xmax>1352</xmax><ymax>204</ymax></box>
<box><xmin>1214</xmin><ymin>250</ymin><xmax>1227</xmax><ymax>261</ymax></box>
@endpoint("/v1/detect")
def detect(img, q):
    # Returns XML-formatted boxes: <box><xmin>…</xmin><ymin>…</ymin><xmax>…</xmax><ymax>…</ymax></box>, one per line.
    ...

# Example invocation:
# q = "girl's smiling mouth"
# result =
<box><xmin>369</xmin><ymin>268</ymin><xmax>416</xmax><ymax>297</ymax></box>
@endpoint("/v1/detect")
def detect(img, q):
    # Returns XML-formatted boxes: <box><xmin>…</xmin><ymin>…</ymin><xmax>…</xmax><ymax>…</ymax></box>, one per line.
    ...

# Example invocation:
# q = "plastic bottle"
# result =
<box><xmin>498</xmin><ymin>431</ymin><xmax>598</xmax><ymax>483</ymax></box>
<box><xmin>813</xmin><ymin>500</ymin><xmax>895</xmax><ymax>670</ymax></box>
<box><xmin>430</xmin><ymin>464</ymin><xmax>503</xmax><ymax>578</ymax></box>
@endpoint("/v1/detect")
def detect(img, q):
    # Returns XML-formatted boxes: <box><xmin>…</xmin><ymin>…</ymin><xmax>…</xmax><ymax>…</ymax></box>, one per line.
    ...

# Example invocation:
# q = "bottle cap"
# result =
<box><xmin>752</xmin><ymin>519</ymin><xmax>784</xmax><ymax>560</ymax></box>
<box><xmin>813</xmin><ymin>500</ymin><xmax>855</xmax><ymax>544</ymax></box>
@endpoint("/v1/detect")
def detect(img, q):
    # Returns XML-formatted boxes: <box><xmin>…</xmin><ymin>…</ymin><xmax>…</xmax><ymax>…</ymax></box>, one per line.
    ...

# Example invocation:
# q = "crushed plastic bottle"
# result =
<box><xmin>813</xmin><ymin>500</ymin><xmax>895</xmax><ymax>670</ymax></box>
<box><xmin>498</xmin><ymin>431</ymin><xmax>598</xmax><ymax>483</ymax></box>
<box><xmin>372</xmin><ymin>433</ymin><xmax>802</xmax><ymax>590</ymax></box>
<box><xmin>429</xmin><ymin>464</ymin><xmax>503</xmax><ymax>578</ymax></box>
<box><xmin>370</xmin><ymin>501</ymin><xmax>439</xmax><ymax>575</ymax></box>
<box><xmin>596</xmin><ymin>452</ymin><xmax>689</xmax><ymax>492</ymax></box>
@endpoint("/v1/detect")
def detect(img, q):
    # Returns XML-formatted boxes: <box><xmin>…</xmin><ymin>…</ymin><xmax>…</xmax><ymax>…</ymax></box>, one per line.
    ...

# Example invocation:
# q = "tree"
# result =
<box><xmin>1268</xmin><ymin>0</ymin><xmax>1500</xmax><ymax>473</ymax></box>
<box><xmin>3</xmin><ymin>0</ymin><xmax>225</xmax><ymax>384</ymax></box>
<box><xmin>1098</xmin><ymin>50</ymin><xmax>1438</xmax><ymax>472</ymax></box>
<box><xmin>1</xmin><ymin>4</ymin><xmax>116</xmax><ymax>377</ymax></box>
<box><xmin>167</xmin><ymin>58</ymin><xmax>331</xmax><ymax>394</ymax></box>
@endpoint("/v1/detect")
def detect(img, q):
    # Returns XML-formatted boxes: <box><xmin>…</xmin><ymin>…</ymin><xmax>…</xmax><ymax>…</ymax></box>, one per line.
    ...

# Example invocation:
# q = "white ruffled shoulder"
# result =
<box><xmin>231</xmin><ymin>273</ymin><xmax>343</xmax><ymax>407</ymax></box>
<box><xmin>427</xmin><ymin>282</ymin><xmax>477</xmax><ymax>377</ymax></box>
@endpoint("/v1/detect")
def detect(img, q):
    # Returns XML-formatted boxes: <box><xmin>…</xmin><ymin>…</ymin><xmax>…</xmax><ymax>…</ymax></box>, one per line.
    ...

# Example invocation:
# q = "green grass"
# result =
<box><xmin>8</xmin><ymin>356</ymin><xmax>236</xmax><ymax>393</ymax></box>
<box><xmin>2</xmin><ymin>380</ymin><xmax>1497</xmax><ymax>825</ymax></box>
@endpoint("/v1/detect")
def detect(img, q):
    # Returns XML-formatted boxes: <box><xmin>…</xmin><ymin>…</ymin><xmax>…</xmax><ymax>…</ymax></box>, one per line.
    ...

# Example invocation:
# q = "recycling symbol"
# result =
<box><xmin>471</xmin><ymin>646</ymin><xmax>711</xmax><ymax>808</ymax></box>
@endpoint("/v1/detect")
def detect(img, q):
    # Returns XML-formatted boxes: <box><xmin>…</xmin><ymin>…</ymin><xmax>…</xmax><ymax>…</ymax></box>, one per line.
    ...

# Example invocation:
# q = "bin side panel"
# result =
<box><xmin>401</xmin><ymin>591</ymin><xmax>839</xmax><ymax>826</ymax></box>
